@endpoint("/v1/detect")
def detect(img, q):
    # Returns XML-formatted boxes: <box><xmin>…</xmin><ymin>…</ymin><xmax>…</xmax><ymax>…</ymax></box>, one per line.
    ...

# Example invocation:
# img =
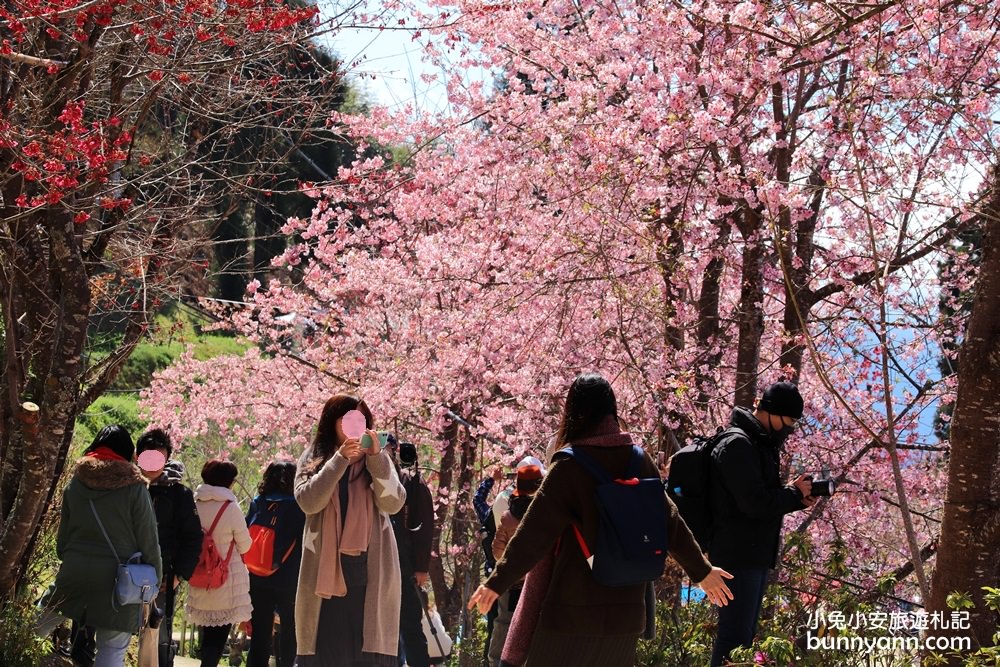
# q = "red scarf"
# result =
<box><xmin>86</xmin><ymin>446</ymin><xmax>126</xmax><ymax>462</ymax></box>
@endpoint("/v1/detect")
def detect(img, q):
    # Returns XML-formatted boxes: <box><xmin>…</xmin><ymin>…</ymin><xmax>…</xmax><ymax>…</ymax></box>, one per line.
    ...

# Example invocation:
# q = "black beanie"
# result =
<box><xmin>758</xmin><ymin>381</ymin><xmax>804</xmax><ymax>419</ymax></box>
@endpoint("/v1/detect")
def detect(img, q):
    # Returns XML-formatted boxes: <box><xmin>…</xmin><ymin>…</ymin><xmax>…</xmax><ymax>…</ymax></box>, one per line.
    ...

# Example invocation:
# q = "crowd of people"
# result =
<box><xmin>45</xmin><ymin>374</ymin><xmax>821</xmax><ymax>667</ymax></box>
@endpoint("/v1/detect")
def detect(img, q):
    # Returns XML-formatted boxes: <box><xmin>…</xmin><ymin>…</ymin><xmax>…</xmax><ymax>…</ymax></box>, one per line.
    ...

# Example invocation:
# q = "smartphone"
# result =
<box><xmin>361</xmin><ymin>432</ymin><xmax>391</xmax><ymax>449</ymax></box>
<box><xmin>657</xmin><ymin>451</ymin><xmax>666</xmax><ymax>467</ymax></box>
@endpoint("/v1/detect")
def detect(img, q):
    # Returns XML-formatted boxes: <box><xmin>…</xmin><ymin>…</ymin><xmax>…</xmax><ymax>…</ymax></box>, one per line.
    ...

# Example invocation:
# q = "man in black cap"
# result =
<box><xmin>708</xmin><ymin>381</ymin><xmax>819</xmax><ymax>666</ymax></box>
<box><xmin>388</xmin><ymin>438</ymin><xmax>435</xmax><ymax>667</ymax></box>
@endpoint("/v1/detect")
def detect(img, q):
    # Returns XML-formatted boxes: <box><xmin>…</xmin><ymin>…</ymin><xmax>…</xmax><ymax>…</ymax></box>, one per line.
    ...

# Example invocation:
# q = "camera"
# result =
<box><xmin>147</xmin><ymin>604</ymin><xmax>164</xmax><ymax>630</ymax></box>
<box><xmin>806</xmin><ymin>476</ymin><xmax>836</xmax><ymax>497</ymax></box>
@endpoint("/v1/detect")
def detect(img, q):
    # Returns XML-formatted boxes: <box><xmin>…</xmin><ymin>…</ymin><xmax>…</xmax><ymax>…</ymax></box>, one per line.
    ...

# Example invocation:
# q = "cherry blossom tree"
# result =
<box><xmin>928</xmin><ymin>166</ymin><xmax>1000</xmax><ymax>656</ymax></box>
<box><xmin>146</xmin><ymin>0</ymin><xmax>1000</xmax><ymax>626</ymax></box>
<box><xmin>0</xmin><ymin>0</ymin><xmax>367</xmax><ymax>595</ymax></box>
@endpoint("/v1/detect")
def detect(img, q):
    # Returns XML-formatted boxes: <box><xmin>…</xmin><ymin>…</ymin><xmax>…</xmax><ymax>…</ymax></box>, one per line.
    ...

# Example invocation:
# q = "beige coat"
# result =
<box><xmin>186</xmin><ymin>484</ymin><xmax>253</xmax><ymax>626</ymax></box>
<box><xmin>294</xmin><ymin>449</ymin><xmax>405</xmax><ymax>656</ymax></box>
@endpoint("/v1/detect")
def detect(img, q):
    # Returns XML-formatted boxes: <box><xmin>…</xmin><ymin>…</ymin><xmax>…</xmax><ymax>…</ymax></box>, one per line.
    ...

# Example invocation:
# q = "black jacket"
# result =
<box><xmin>391</xmin><ymin>469</ymin><xmax>434</xmax><ymax>575</ymax></box>
<box><xmin>708</xmin><ymin>407</ymin><xmax>805</xmax><ymax>570</ymax></box>
<box><xmin>147</xmin><ymin>461</ymin><xmax>203</xmax><ymax>580</ymax></box>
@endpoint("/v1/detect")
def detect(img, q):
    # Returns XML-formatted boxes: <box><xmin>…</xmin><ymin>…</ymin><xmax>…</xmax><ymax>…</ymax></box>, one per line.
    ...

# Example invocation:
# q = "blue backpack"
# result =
<box><xmin>557</xmin><ymin>445</ymin><xmax>669</xmax><ymax>587</ymax></box>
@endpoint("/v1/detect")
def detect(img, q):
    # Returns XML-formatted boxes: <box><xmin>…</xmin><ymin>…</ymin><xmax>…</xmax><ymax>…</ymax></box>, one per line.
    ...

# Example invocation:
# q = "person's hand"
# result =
<box><xmin>415</xmin><ymin>571</ymin><xmax>430</xmax><ymax>587</ymax></box>
<box><xmin>802</xmin><ymin>495</ymin><xmax>819</xmax><ymax>507</ymax></box>
<box><xmin>468</xmin><ymin>584</ymin><xmax>499</xmax><ymax>614</ymax></box>
<box><xmin>491</xmin><ymin>466</ymin><xmax>504</xmax><ymax>483</ymax></box>
<box><xmin>363</xmin><ymin>429</ymin><xmax>382</xmax><ymax>456</ymax></box>
<box><xmin>657</xmin><ymin>452</ymin><xmax>669</xmax><ymax>478</ymax></box>
<box><xmin>696</xmin><ymin>567</ymin><xmax>735</xmax><ymax>607</ymax></box>
<box><xmin>791</xmin><ymin>474</ymin><xmax>812</xmax><ymax>499</ymax></box>
<box><xmin>338</xmin><ymin>439</ymin><xmax>362</xmax><ymax>462</ymax></box>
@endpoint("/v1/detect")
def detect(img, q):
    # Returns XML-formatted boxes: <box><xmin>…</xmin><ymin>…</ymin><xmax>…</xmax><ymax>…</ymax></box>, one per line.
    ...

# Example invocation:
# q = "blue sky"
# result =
<box><xmin>325</xmin><ymin>3</ymin><xmax>490</xmax><ymax>117</ymax></box>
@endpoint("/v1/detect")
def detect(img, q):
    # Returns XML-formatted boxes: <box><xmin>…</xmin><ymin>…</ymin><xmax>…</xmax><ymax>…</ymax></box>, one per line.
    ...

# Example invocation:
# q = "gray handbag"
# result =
<box><xmin>89</xmin><ymin>500</ymin><xmax>158</xmax><ymax>608</ymax></box>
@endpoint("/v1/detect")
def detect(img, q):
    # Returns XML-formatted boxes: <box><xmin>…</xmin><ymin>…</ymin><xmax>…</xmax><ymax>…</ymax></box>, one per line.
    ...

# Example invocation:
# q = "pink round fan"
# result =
<box><xmin>341</xmin><ymin>409</ymin><xmax>368</xmax><ymax>439</ymax></box>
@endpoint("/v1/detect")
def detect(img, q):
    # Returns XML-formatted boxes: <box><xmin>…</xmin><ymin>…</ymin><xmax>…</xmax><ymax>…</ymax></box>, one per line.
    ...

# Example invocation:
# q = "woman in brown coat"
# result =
<box><xmin>469</xmin><ymin>373</ymin><xmax>733</xmax><ymax>666</ymax></box>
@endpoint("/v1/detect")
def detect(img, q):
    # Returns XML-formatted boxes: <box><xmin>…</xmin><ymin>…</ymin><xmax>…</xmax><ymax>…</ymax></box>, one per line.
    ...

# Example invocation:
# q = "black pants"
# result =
<box><xmin>711</xmin><ymin>567</ymin><xmax>769</xmax><ymax>667</ymax></box>
<box><xmin>199</xmin><ymin>624</ymin><xmax>232</xmax><ymax>667</ymax></box>
<box><xmin>481</xmin><ymin>601</ymin><xmax>498</xmax><ymax>667</ymax></box>
<box><xmin>398</xmin><ymin>576</ymin><xmax>430</xmax><ymax>667</ymax></box>
<box><xmin>249</xmin><ymin>583</ymin><xmax>297</xmax><ymax>667</ymax></box>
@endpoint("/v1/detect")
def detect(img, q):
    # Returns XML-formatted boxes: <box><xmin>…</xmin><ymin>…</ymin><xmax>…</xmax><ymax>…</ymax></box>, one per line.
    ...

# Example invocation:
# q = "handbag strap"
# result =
<box><xmin>89</xmin><ymin>499</ymin><xmax>125</xmax><ymax>565</ymax></box>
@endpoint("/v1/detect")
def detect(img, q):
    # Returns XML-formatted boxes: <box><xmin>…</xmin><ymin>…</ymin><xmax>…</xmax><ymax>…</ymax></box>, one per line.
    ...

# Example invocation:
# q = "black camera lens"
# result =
<box><xmin>811</xmin><ymin>479</ymin><xmax>835</xmax><ymax>497</ymax></box>
<box><xmin>148</xmin><ymin>605</ymin><xmax>164</xmax><ymax>629</ymax></box>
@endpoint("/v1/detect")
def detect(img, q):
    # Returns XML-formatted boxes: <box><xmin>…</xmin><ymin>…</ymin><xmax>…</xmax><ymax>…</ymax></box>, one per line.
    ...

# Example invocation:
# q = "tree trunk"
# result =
<box><xmin>695</xmin><ymin>215</ymin><xmax>731</xmax><ymax>410</ymax></box>
<box><xmin>928</xmin><ymin>174</ymin><xmax>1000</xmax><ymax>654</ymax></box>
<box><xmin>215</xmin><ymin>206</ymin><xmax>250</xmax><ymax>302</ymax></box>
<box><xmin>0</xmin><ymin>214</ymin><xmax>90</xmax><ymax>597</ymax></box>
<box><xmin>253</xmin><ymin>195</ymin><xmax>286</xmax><ymax>289</ymax></box>
<box><xmin>429</xmin><ymin>417</ymin><xmax>462</xmax><ymax>629</ymax></box>
<box><xmin>734</xmin><ymin>208</ymin><xmax>766</xmax><ymax>408</ymax></box>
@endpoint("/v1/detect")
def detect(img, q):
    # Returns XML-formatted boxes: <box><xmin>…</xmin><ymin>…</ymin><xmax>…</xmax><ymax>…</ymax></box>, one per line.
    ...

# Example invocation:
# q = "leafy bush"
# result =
<box><xmin>75</xmin><ymin>393</ymin><xmax>146</xmax><ymax>448</ymax></box>
<box><xmin>925</xmin><ymin>586</ymin><xmax>1000</xmax><ymax>667</ymax></box>
<box><xmin>109</xmin><ymin>344</ymin><xmax>179</xmax><ymax>391</ymax></box>
<box><xmin>0</xmin><ymin>592</ymin><xmax>53</xmax><ymax>667</ymax></box>
<box><xmin>637</xmin><ymin>592</ymin><xmax>718</xmax><ymax>666</ymax></box>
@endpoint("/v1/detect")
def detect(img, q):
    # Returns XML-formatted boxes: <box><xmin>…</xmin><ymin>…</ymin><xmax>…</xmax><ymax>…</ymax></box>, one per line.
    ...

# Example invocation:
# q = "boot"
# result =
<box><xmin>69</xmin><ymin>624</ymin><xmax>96</xmax><ymax>667</ymax></box>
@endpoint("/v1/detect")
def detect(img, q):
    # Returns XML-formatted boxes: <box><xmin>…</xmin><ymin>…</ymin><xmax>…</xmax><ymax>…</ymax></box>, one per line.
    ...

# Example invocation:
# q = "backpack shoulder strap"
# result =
<box><xmin>710</xmin><ymin>426</ymin><xmax>746</xmax><ymax>449</ymax></box>
<box><xmin>624</xmin><ymin>445</ymin><xmax>648</xmax><ymax>479</ymax></box>
<box><xmin>556</xmin><ymin>446</ymin><xmax>611</xmax><ymax>483</ymax></box>
<box><xmin>207</xmin><ymin>500</ymin><xmax>231</xmax><ymax>536</ymax></box>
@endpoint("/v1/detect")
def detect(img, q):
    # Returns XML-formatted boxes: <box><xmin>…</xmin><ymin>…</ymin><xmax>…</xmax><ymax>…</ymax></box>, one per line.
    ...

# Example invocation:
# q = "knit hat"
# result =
<box><xmin>515</xmin><ymin>456</ymin><xmax>545</xmax><ymax>496</ymax></box>
<box><xmin>758</xmin><ymin>381</ymin><xmax>804</xmax><ymax>419</ymax></box>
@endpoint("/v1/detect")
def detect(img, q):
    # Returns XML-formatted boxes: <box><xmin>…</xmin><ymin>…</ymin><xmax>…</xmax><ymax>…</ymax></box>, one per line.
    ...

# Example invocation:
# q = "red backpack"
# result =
<box><xmin>244</xmin><ymin>498</ymin><xmax>297</xmax><ymax>577</ymax></box>
<box><xmin>189</xmin><ymin>500</ymin><xmax>234</xmax><ymax>590</ymax></box>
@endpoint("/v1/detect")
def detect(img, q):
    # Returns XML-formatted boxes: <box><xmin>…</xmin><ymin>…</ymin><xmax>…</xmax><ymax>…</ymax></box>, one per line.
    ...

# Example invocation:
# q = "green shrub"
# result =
<box><xmin>109</xmin><ymin>344</ymin><xmax>178</xmax><ymax>391</ymax></box>
<box><xmin>0</xmin><ymin>592</ymin><xmax>53</xmax><ymax>667</ymax></box>
<box><xmin>75</xmin><ymin>393</ymin><xmax>146</xmax><ymax>447</ymax></box>
<box><xmin>637</xmin><ymin>593</ymin><xmax>718</xmax><ymax>666</ymax></box>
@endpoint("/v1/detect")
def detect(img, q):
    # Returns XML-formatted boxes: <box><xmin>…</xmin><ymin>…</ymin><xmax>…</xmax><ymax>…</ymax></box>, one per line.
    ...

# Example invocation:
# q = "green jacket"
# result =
<box><xmin>54</xmin><ymin>457</ymin><xmax>162</xmax><ymax>632</ymax></box>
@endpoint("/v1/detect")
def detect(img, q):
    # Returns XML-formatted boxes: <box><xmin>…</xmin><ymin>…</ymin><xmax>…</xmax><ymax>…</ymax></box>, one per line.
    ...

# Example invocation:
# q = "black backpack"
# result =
<box><xmin>557</xmin><ymin>445</ymin><xmax>669</xmax><ymax>587</ymax></box>
<box><xmin>665</xmin><ymin>427</ymin><xmax>744</xmax><ymax>551</ymax></box>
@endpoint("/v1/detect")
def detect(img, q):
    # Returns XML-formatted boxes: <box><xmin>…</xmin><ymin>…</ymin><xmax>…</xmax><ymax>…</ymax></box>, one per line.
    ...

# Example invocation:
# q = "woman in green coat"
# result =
<box><xmin>54</xmin><ymin>425</ymin><xmax>162</xmax><ymax>667</ymax></box>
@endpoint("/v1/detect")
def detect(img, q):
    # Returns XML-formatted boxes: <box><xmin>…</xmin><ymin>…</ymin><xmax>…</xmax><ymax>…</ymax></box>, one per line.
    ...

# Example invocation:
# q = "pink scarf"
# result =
<box><xmin>315</xmin><ymin>460</ymin><xmax>374</xmax><ymax>598</ymax></box>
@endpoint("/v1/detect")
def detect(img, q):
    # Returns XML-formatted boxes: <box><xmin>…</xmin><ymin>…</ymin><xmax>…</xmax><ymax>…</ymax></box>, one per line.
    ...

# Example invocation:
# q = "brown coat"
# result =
<box><xmin>294</xmin><ymin>450</ymin><xmax>405</xmax><ymax>656</ymax></box>
<box><xmin>486</xmin><ymin>437</ymin><xmax>711</xmax><ymax>638</ymax></box>
<box><xmin>492</xmin><ymin>509</ymin><xmax>520</xmax><ymax>563</ymax></box>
